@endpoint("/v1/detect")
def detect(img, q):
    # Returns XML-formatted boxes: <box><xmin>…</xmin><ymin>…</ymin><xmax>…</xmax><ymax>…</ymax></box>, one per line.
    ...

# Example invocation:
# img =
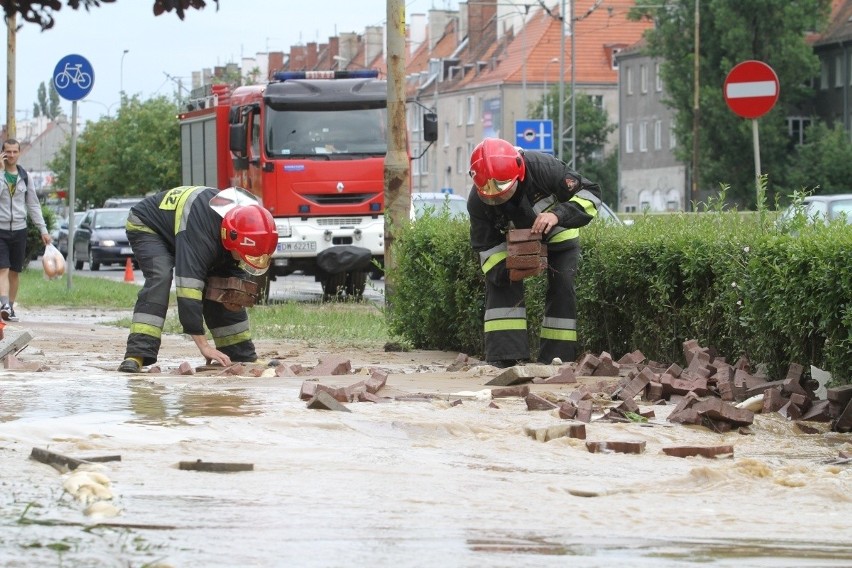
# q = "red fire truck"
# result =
<box><xmin>178</xmin><ymin>70</ymin><xmax>435</xmax><ymax>299</ymax></box>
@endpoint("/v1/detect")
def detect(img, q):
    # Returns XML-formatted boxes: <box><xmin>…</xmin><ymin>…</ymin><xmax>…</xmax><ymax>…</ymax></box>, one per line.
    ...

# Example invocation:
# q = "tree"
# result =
<box><xmin>0</xmin><ymin>0</ymin><xmax>219</xmax><ymax>30</ymax></box>
<box><xmin>629</xmin><ymin>0</ymin><xmax>832</xmax><ymax>208</ymax></box>
<box><xmin>786</xmin><ymin>121</ymin><xmax>852</xmax><ymax>197</ymax></box>
<box><xmin>48</xmin><ymin>80</ymin><xmax>61</xmax><ymax>118</ymax></box>
<box><xmin>529</xmin><ymin>85</ymin><xmax>618</xmax><ymax>206</ymax></box>
<box><xmin>48</xmin><ymin>95</ymin><xmax>181</xmax><ymax>208</ymax></box>
<box><xmin>34</xmin><ymin>80</ymin><xmax>62</xmax><ymax>120</ymax></box>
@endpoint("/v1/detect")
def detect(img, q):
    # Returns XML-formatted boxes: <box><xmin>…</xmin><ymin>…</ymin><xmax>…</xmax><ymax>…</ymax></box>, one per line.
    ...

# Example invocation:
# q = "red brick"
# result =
<box><xmin>299</xmin><ymin>381</ymin><xmax>317</xmax><ymax>401</ymax></box>
<box><xmin>540</xmin><ymin>366</ymin><xmax>576</xmax><ymax>384</ymax></box>
<box><xmin>525</xmin><ymin>393</ymin><xmax>558</xmax><ymax>411</ymax></box>
<box><xmin>507</xmin><ymin>228</ymin><xmax>540</xmax><ymax>243</ymax></box>
<box><xmin>832</xmin><ymin>398</ymin><xmax>852</xmax><ymax>433</ymax></box>
<box><xmin>365</xmin><ymin>369</ymin><xmax>388</xmax><ymax>394</ymax></box>
<box><xmin>558</xmin><ymin>402</ymin><xmax>577</xmax><ymax>419</ymax></box>
<box><xmin>308</xmin><ymin>355</ymin><xmax>352</xmax><ymax>376</ymax></box>
<box><xmin>592</xmin><ymin>352</ymin><xmax>620</xmax><ymax>377</ymax></box>
<box><xmin>576</xmin><ymin>354</ymin><xmax>600</xmax><ymax>376</ymax></box>
<box><xmin>586</xmin><ymin>441</ymin><xmax>646</xmax><ymax>454</ymax></box>
<box><xmin>491</xmin><ymin>385</ymin><xmax>530</xmax><ymax>398</ymax></box>
<box><xmin>662</xmin><ymin>445</ymin><xmax>734</xmax><ymax>458</ymax></box>
<box><xmin>693</xmin><ymin>397</ymin><xmax>755</xmax><ymax>426</ymax></box>
<box><xmin>800</xmin><ymin>400</ymin><xmax>831</xmax><ymax>422</ymax></box>
<box><xmin>762</xmin><ymin>387</ymin><xmax>786</xmax><ymax>413</ymax></box>
<box><xmin>575</xmin><ymin>399</ymin><xmax>593</xmax><ymax>422</ymax></box>
<box><xmin>644</xmin><ymin>381</ymin><xmax>664</xmax><ymax>402</ymax></box>
<box><xmin>617</xmin><ymin>349</ymin><xmax>646</xmax><ymax>365</ymax></box>
<box><xmin>306</xmin><ymin>390</ymin><xmax>351</xmax><ymax>412</ymax></box>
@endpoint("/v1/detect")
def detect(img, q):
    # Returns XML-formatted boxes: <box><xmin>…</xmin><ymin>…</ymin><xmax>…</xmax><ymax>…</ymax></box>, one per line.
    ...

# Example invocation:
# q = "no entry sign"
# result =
<box><xmin>724</xmin><ymin>60</ymin><xmax>779</xmax><ymax>119</ymax></box>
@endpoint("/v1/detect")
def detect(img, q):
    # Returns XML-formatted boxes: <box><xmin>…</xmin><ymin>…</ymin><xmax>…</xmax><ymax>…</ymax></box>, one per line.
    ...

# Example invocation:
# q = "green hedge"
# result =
<box><xmin>386</xmin><ymin>209</ymin><xmax>851</xmax><ymax>384</ymax></box>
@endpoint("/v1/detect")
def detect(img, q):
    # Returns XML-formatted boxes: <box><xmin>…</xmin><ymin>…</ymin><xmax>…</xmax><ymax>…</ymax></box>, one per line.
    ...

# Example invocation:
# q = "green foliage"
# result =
<box><xmin>629</xmin><ymin>0</ymin><xmax>832</xmax><ymax>208</ymax></box>
<box><xmin>786</xmin><ymin>122</ymin><xmax>852</xmax><ymax>195</ymax></box>
<box><xmin>25</xmin><ymin>205</ymin><xmax>58</xmax><ymax>262</ymax></box>
<box><xmin>529</xmin><ymin>85</ymin><xmax>615</xmax><ymax>167</ymax></box>
<box><xmin>388</xmin><ymin>210</ymin><xmax>852</xmax><ymax>383</ymax></box>
<box><xmin>48</xmin><ymin>95</ymin><xmax>181</xmax><ymax>208</ymax></box>
<box><xmin>386</xmin><ymin>210</ymin><xmax>486</xmax><ymax>355</ymax></box>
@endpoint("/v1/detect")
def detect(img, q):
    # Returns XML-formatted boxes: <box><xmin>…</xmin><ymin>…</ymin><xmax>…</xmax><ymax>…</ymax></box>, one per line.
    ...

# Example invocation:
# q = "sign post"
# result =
<box><xmin>723</xmin><ymin>60</ymin><xmax>779</xmax><ymax>208</ymax></box>
<box><xmin>53</xmin><ymin>54</ymin><xmax>94</xmax><ymax>289</ymax></box>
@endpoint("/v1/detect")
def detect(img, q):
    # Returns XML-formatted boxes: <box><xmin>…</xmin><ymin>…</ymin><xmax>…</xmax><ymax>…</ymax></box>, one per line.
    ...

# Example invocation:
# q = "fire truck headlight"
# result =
<box><xmin>275</xmin><ymin>221</ymin><xmax>291</xmax><ymax>238</ymax></box>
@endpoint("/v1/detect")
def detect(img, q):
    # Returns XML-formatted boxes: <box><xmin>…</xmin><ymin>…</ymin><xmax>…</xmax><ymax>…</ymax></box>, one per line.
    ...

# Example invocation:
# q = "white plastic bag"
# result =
<box><xmin>42</xmin><ymin>243</ymin><xmax>66</xmax><ymax>280</ymax></box>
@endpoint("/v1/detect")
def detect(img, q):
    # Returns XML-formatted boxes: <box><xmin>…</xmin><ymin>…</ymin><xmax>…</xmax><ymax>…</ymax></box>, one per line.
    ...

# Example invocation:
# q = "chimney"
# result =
<box><xmin>306</xmin><ymin>42</ymin><xmax>319</xmax><ymax>69</ymax></box>
<box><xmin>467</xmin><ymin>0</ymin><xmax>496</xmax><ymax>53</ymax></box>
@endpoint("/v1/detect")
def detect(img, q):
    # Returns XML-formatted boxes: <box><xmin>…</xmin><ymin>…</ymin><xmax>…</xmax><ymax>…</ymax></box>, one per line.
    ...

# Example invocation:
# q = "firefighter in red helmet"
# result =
<box><xmin>118</xmin><ymin>186</ymin><xmax>277</xmax><ymax>373</ymax></box>
<box><xmin>467</xmin><ymin>138</ymin><xmax>602</xmax><ymax>367</ymax></box>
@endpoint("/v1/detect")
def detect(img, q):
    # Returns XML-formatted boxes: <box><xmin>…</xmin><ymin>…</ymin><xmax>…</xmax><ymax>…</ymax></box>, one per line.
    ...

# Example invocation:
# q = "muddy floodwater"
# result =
<box><xmin>0</xmin><ymin>311</ymin><xmax>850</xmax><ymax>567</ymax></box>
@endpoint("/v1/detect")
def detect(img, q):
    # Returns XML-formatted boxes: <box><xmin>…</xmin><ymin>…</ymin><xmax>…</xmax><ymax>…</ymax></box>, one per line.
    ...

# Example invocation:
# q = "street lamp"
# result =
<box><xmin>120</xmin><ymin>49</ymin><xmax>129</xmax><ymax>97</ymax></box>
<box><xmin>81</xmin><ymin>99</ymin><xmax>119</xmax><ymax>118</ymax></box>
<box><xmin>543</xmin><ymin>57</ymin><xmax>559</xmax><ymax>121</ymax></box>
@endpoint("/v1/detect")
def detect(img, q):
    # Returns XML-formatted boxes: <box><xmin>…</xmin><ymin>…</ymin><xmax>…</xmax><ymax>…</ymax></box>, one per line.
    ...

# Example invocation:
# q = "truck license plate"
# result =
<box><xmin>277</xmin><ymin>241</ymin><xmax>317</xmax><ymax>252</ymax></box>
<box><xmin>120</xmin><ymin>247</ymin><xmax>133</xmax><ymax>254</ymax></box>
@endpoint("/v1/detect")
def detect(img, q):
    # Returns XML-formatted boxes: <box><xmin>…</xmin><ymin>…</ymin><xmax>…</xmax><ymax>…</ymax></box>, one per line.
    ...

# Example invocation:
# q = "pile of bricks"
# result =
<box><xmin>204</xmin><ymin>276</ymin><xmax>260</xmax><ymax>309</ymax></box>
<box><xmin>506</xmin><ymin>228</ymin><xmax>547</xmax><ymax>281</ymax></box>
<box><xmin>570</xmin><ymin>339</ymin><xmax>852</xmax><ymax>434</ymax></box>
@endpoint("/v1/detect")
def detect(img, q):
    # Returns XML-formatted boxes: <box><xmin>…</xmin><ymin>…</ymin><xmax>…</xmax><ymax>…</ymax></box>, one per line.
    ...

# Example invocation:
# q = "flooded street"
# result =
<box><xmin>0</xmin><ymin>312</ymin><xmax>850</xmax><ymax>567</ymax></box>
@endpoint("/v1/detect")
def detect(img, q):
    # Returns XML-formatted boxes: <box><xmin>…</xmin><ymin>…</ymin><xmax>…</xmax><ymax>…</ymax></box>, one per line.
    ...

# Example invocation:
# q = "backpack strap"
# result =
<box><xmin>15</xmin><ymin>165</ymin><xmax>28</xmax><ymax>188</ymax></box>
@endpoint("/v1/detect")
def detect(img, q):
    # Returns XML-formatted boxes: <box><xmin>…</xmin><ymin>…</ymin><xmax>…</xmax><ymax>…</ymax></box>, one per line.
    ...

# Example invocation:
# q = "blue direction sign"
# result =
<box><xmin>53</xmin><ymin>54</ymin><xmax>94</xmax><ymax>101</ymax></box>
<box><xmin>515</xmin><ymin>119</ymin><xmax>554</xmax><ymax>153</ymax></box>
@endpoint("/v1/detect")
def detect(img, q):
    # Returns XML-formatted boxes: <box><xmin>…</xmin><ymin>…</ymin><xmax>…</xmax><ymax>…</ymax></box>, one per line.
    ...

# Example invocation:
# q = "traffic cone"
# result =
<box><xmin>124</xmin><ymin>257</ymin><xmax>135</xmax><ymax>283</ymax></box>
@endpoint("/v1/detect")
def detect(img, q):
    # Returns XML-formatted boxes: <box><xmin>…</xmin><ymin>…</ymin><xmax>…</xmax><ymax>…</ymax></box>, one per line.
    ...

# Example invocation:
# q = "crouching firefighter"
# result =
<box><xmin>118</xmin><ymin>186</ymin><xmax>277</xmax><ymax>373</ymax></box>
<box><xmin>467</xmin><ymin>138</ymin><xmax>601</xmax><ymax>368</ymax></box>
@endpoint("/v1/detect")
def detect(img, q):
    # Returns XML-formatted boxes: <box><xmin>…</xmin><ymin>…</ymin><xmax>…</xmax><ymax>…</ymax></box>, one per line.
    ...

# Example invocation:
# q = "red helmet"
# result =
<box><xmin>221</xmin><ymin>204</ymin><xmax>277</xmax><ymax>275</ymax></box>
<box><xmin>469</xmin><ymin>138</ymin><xmax>526</xmax><ymax>205</ymax></box>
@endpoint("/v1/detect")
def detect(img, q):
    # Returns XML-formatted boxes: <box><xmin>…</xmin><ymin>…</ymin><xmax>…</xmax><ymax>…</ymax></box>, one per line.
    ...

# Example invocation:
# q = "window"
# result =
<box><xmin>639</xmin><ymin>121</ymin><xmax>647</xmax><ymax>152</ymax></box>
<box><xmin>836</xmin><ymin>56</ymin><xmax>844</xmax><ymax>88</ymax></box>
<box><xmin>626</xmin><ymin>67</ymin><xmax>633</xmax><ymax>96</ymax></box>
<box><xmin>466</xmin><ymin>96</ymin><xmax>476</xmax><ymax>125</ymax></box>
<box><xmin>625</xmin><ymin>122</ymin><xmax>634</xmax><ymax>153</ymax></box>
<box><xmin>640</xmin><ymin>64</ymin><xmax>648</xmax><ymax>94</ymax></box>
<box><xmin>611</xmin><ymin>47</ymin><xmax>621</xmax><ymax>70</ymax></box>
<box><xmin>788</xmin><ymin>116</ymin><xmax>812</xmax><ymax>145</ymax></box>
<box><xmin>456</xmin><ymin>146</ymin><xmax>465</xmax><ymax>174</ymax></box>
<box><xmin>654</xmin><ymin>62</ymin><xmax>663</xmax><ymax>92</ymax></box>
<box><xmin>654</xmin><ymin>120</ymin><xmax>662</xmax><ymax>150</ymax></box>
<box><xmin>820</xmin><ymin>59</ymin><xmax>829</xmax><ymax>90</ymax></box>
<box><xmin>457</xmin><ymin>100</ymin><xmax>464</xmax><ymax>126</ymax></box>
<box><xmin>591</xmin><ymin>95</ymin><xmax>603</xmax><ymax>110</ymax></box>
<box><xmin>849</xmin><ymin>55</ymin><xmax>852</xmax><ymax>86</ymax></box>
<box><xmin>669</xmin><ymin>122</ymin><xmax>676</xmax><ymax>149</ymax></box>
<box><xmin>410</xmin><ymin>108</ymin><xmax>420</xmax><ymax>132</ymax></box>
<box><xmin>443</xmin><ymin>121</ymin><xmax>450</xmax><ymax>147</ymax></box>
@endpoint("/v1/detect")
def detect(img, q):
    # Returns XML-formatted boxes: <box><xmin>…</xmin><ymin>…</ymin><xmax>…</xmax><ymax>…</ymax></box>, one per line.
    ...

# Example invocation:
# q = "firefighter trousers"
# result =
<box><xmin>123</xmin><ymin>231</ymin><xmax>257</xmax><ymax>365</ymax></box>
<box><xmin>483</xmin><ymin>242</ymin><xmax>579</xmax><ymax>365</ymax></box>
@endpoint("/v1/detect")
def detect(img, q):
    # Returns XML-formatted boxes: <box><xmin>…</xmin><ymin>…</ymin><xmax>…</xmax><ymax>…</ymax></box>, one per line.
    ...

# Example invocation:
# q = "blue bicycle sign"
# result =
<box><xmin>53</xmin><ymin>54</ymin><xmax>95</xmax><ymax>101</ymax></box>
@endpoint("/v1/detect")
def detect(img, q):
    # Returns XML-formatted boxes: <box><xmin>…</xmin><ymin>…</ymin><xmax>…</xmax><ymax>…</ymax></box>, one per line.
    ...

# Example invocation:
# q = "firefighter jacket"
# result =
<box><xmin>127</xmin><ymin>186</ymin><xmax>243</xmax><ymax>336</ymax></box>
<box><xmin>467</xmin><ymin>150</ymin><xmax>601</xmax><ymax>278</ymax></box>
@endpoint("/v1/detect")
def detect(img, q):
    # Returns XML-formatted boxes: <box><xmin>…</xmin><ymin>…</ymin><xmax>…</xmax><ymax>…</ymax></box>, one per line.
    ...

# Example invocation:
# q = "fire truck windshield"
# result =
<box><xmin>265</xmin><ymin>107</ymin><xmax>387</xmax><ymax>158</ymax></box>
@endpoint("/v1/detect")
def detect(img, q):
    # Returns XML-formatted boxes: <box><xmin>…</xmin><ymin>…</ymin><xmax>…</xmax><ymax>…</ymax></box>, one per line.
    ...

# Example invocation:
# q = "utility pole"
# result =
<box><xmin>6</xmin><ymin>12</ymin><xmax>16</xmax><ymax>138</ymax></box>
<box><xmin>384</xmin><ymin>0</ymin><xmax>409</xmax><ymax>305</ymax></box>
<box><xmin>690</xmin><ymin>0</ymin><xmax>700</xmax><ymax>211</ymax></box>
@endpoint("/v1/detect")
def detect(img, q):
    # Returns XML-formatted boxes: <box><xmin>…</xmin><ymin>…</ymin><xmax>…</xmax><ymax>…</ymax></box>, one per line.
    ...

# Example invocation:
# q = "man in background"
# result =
<box><xmin>0</xmin><ymin>138</ymin><xmax>51</xmax><ymax>322</ymax></box>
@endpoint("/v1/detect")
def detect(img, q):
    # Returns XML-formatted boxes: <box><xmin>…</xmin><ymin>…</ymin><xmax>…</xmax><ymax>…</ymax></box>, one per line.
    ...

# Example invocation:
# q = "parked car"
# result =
<box><xmin>54</xmin><ymin>211</ymin><xmax>86</xmax><ymax>258</ymax></box>
<box><xmin>103</xmin><ymin>196</ymin><xmax>145</xmax><ymax>208</ymax></box>
<box><xmin>411</xmin><ymin>192</ymin><xmax>468</xmax><ymax>220</ymax></box>
<box><xmin>72</xmin><ymin>208</ymin><xmax>133</xmax><ymax>271</ymax></box>
<box><xmin>778</xmin><ymin>193</ymin><xmax>852</xmax><ymax>227</ymax></box>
